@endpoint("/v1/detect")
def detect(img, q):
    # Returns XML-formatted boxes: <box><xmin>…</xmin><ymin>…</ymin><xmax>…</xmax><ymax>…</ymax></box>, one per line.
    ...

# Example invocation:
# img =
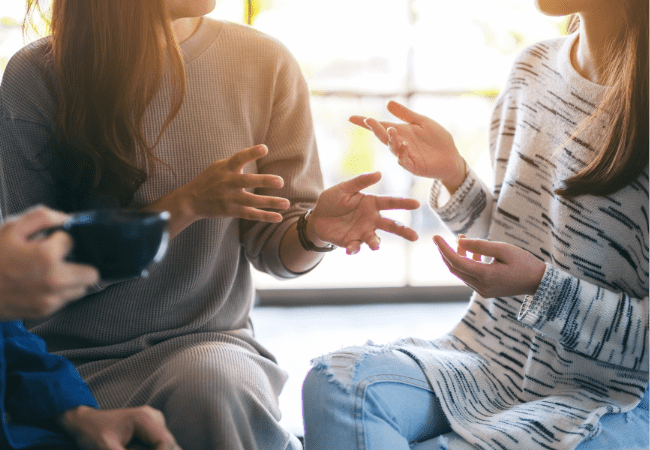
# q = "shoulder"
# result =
<box><xmin>1</xmin><ymin>37</ymin><xmax>56</xmax><ymax>125</ymax></box>
<box><xmin>213</xmin><ymin>19</ymin><xmax>293</xmax><ymax>53</ymax></box>
<box><xmin>201</xmin><ymin>18</ymin><xmax>301</xmax><ymax>71</ymax></box>
<box><xmin>512</xmin><ymin>35</ymin><xmax>568</xmax><ymax>68</ymax></box>
<box><xmin>494</xmin><ymin>35</ymin><xmax>571</xmax><ymax>104</ymax></box>
<box><xmin>505</xmin><ymin>35</ymin><xmax>571</xmax><ymax>85</ymax></box>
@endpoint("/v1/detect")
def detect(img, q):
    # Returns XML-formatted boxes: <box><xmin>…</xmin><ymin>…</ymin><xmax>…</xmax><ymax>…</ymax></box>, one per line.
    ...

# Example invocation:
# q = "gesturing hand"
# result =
<box><xmin>350</xmin><ymin>101</ymin><xmax>466</xmax><ymax>193</ymax></box>
<box><xmin>433</xmin><ymin>235</ymin><xmax>546</xmax><ymax>298</ymax></box>
<box><xmin>57</xmin><ymin>405</ymin><xmax>181</xmax><ymax>450</ymax></box>
<box><xmin>0</xmin><ymin>206</ymin><xmax>99</xmax><ymax>321</ymax></box>
<box><xmin>308</xmin><ymin>172</ymin><xmax>420</xmax><ymax>255</ymax></box>
<box><xmin>182</xmin><ymin>144</ymin><xmax>291</xmax><ymax>223</ymax></box>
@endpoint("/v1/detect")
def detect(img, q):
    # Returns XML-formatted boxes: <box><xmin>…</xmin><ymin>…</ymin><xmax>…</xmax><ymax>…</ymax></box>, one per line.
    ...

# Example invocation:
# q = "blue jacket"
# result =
<box><xmin>0</xmin><ymin>321</ymin><xmax>97</xmax><ymax>449</ymax></box>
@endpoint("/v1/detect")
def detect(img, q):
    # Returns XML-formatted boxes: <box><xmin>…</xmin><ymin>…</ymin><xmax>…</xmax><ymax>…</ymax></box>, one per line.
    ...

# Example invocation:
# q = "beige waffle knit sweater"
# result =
<box><xmin>1</xmin><ymin>18</ymin><xmax>321</xmax><ymax>450</ymax></box>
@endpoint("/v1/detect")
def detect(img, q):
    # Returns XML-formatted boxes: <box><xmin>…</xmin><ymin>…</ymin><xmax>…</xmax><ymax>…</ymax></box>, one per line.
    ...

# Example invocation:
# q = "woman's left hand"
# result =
<box><xmin>433</xmin><ymin>235</ymin><xmax>546</xmax><ymax>298</ymax></box>
<box><xmin>308</xmin><ymin>172</ymin><xmax>420</xmax><ymax>255</ymax></box>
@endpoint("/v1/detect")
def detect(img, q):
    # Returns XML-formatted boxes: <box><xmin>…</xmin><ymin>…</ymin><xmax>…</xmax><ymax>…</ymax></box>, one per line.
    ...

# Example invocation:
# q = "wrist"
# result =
<box><xmin>297</xmin><ymin>210</ymin><xmax>335</xmax><ymax>252</ymax></box>
<box><xmin>304</xmin><ymin>212</ymin><xmax>328</xmax><ymax>247</ymax></box>
<box><xmin>441</xmin><ymin>156</ymin><xmax>467</xmax><ymax>195</ymax></box>
<box><xmin>144</xmin><ymin>188</ymin><xmax>197</xmax><ymax>239</ymax></box>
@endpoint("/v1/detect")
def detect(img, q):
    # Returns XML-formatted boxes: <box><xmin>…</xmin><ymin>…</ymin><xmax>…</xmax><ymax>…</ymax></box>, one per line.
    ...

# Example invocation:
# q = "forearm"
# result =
<box><xmin>430</xmin><ymin>166</ymin><xmax>493</xmax><ymax>238</ymax></box>
<box><xmin>519</xmin><ymin>264</ymin><xmax>649</xmax><ymax>370</ymax></box>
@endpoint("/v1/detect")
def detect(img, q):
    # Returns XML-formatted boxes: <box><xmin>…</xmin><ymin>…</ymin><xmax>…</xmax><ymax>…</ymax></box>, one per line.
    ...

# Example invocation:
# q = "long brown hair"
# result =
<box><xmin>24</xmin><ymin>0</ymin><xmax>186</xmax><ymax>209</ymax></box>
<box><xmin>556</xmin><ymin>2</ymin><xmax>648</xmax><ymax>198</ymax></box>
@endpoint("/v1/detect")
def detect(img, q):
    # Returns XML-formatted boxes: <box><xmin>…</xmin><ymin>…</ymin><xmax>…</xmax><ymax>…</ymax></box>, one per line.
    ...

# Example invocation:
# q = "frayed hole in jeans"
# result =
<box><xmin>310</xmin><ymin>342</ymin><xmax>392</xmax><ymax>393</ymax></box>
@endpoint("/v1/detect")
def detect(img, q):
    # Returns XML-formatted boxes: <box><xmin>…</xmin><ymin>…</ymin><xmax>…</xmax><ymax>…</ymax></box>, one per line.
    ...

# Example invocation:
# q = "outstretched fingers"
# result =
<box><xmin>363</xmin><ymin>232</ymin><xmax>381</xmax><ymax>251</ymax></box>
<box><xmin>376</xmin><ymin>217</ymin><xmax>418</xmax><ymax>242</ymax></box>
<box><xmin>363</xmin><ymin>118</ymin><xmax>390</xmax><ymax>146</ymax></box>
<box><xmin>433</xmin><ymin>235</ymin><xmax>484</xmax><ymax>283</ymax></box>
<box><xmin>386</xmin><ymin>101</ymin><xmax>425</xmax><ymax>125</ymax></box>
<box><xmin>237</xmin><ymin>206</ymin><xmax>284</xmax><ymax>223</ymax></box>
<box><xmin>374</xmin><ymin>195</ymin><xmax>420</xmax><ymax>211</ymax></box>
<box><xmin>235</xmin><ymin>173</ymin><xmax>284</xmax><ymax>190</ymax></box>
<box><xmin>349</xmin><ymin>115</ymin><xmax>371</xmax><ymax>130</ymax></box>
<box><xmin>227</xmin><ymin>144</ymin><xmax>269</xmax><ymax>171</ymax></box>
<box><xmin>338</xmin><ymin>171</ymin><xmax>382</xmax><ymax>194</ymax></box>
<box><xmin>240</xmin><ymin>191</ymin><xmax>290</xmax><ymax>211</ymax></box>
<box><xmin>345</xmin><ymin>241</ymin><xmax>362</xmax><ymax>255</ymax></box>
<box><xmin>457</xmin><ymin>237</ymin><xmax>509</xmax><ymax>262</ymax></box>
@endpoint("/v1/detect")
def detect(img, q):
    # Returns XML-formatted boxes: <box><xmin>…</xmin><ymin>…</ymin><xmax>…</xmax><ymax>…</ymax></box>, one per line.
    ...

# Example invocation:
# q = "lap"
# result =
<box><xmin>575</xmin><ymin>388</ymin><xmax>649</xmax><ymax>450</ymax></box>
<box><xmin>79</xmin><ymin>336</ymin><xmax>293</xmax><ymax>450</ymax></box>
<box><xmin>142</xmin><ymin>339</ymin><xmax>292</xmax><ymax>450</ymax></box>
<box><xmin>79</xmin><ymin>334</ymin><xmax>288</xmax><ymax>409</ymax></box>
<box><xmin>304</xmin><ymin>345</ymin><xmax>453</xmax><ymax>449</ymax></box>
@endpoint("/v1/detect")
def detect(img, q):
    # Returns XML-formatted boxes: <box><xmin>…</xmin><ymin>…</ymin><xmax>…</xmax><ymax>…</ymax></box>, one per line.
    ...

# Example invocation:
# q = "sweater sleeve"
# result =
<box><xmin>518</xmin><ymin>264</ymin><xmax>649</xmax><ymax>371</ymax></box>
<box><xmin>428</xmin><ymin>166</ymin><xmax>494</xmax><ymax>238</ymax></box>
<box><xmin>0</xmin><ymin>43</ymin><xmax>60</xmax><ymax>219</ymax></box>
<box><xmin>3</xmin><ymin>322</ymin><xmax>97</xmax><ymax>423</ymax></box>
<box><xmin>240</xmin><ymin>38</ymin><xmax>324</xmax><ymax>279</ymax></box>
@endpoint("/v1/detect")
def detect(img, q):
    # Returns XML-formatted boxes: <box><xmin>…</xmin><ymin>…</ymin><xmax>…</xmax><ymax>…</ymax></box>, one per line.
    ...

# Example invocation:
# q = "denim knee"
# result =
<box><xmin>302</xmin><ymin>343</ymin><xmax>397</xmax><ymax>420</ymax></box>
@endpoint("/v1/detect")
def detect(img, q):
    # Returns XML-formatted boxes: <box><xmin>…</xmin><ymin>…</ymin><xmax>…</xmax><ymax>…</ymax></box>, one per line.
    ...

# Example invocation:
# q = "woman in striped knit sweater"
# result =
<box><xmin>302</xmin><ymin>0</ymin><xmax>648</xmax><ymax>449</ymax></box>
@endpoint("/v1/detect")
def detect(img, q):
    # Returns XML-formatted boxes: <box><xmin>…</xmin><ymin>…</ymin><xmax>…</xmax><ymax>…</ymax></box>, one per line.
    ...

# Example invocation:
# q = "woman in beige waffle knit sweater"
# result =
<box><xmin>0</xmin><ymin>1</ymin><xmax>420</xmax><ymax>449</ymax></box>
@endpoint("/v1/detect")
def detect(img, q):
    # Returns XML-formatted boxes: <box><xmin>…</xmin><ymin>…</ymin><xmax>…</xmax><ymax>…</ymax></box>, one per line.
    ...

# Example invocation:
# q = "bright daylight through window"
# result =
<box><xmin>0</xmin><ymin>0</ymin><xmax>565</xmax><ymax>291</ymax></box>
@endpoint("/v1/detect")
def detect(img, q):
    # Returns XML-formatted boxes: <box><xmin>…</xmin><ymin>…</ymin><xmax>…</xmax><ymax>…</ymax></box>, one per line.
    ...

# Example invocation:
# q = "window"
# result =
<box><xmin>0</xmin><ymin>0</ymin><xmax>566</xmax><ymax>296</ymax></box>
<box><xmin>209</xmin><ymin>0</ymin><xmax>565</xmax><ymax>293</ymax></box>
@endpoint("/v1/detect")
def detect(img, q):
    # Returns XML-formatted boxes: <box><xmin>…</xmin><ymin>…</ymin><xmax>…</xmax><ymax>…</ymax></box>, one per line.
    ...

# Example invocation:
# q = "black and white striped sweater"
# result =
<box><xmin>395</xmin><ymin>33</ymin><xmax>648</xmax><ymax>450</ymax></box>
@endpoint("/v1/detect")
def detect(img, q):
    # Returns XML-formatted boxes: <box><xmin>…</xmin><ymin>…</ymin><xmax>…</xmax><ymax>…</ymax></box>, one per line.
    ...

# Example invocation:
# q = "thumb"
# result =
<box><xmin>338</xmin><ymin>172</ymin><xmax>382</xmax><ymax>194</ymax></box>
<box><xmin>11</xmin><ymin>206</ymin><xmax>69</xmax><ymax>239</ymax></box>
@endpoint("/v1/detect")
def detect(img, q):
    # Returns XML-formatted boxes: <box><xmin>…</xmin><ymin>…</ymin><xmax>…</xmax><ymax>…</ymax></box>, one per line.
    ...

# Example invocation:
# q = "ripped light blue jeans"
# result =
<box><xmin>301</xmin><ymin>345</ymin><xmax>650</xmax><ymax>450</ymax></box>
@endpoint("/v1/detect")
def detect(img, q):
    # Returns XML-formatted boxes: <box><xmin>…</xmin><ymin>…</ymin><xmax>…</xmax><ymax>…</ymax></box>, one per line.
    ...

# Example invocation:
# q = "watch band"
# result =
<box><xmin>297</xmin><ymin>210</ymin><xmax>336</xmax><ymax>252</ymax></box>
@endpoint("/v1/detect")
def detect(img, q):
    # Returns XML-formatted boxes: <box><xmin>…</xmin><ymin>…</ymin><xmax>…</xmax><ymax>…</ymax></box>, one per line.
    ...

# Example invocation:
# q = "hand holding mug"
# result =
<box><xmin>0</xmin><ymin>206</ymin><xmax>99</xmax><ymax>320</ymax></box>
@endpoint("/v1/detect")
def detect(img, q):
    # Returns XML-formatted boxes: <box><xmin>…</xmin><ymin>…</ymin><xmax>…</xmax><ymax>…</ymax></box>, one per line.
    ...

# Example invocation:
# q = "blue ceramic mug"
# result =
<box><xmin>59</xmin><ymin>209</ymin><xmax>170</xmax><ymax>281</ymax></box>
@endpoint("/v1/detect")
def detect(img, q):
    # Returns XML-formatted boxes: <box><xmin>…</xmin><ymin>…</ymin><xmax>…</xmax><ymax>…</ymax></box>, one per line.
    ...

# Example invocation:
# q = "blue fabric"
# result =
<box><xmin>0</xmin><ymin>321</ymin><xmax>97</xmax><ymax>449</ymax></box>
<box><xmin>302</xmin><ymin>348</ymin><xmax>650</xmax><ymax>450</ymax></box>
<box><xmin>302</xmin><ymin>349</ymin><xmax>452</xmax><ymax>450</ymax></box>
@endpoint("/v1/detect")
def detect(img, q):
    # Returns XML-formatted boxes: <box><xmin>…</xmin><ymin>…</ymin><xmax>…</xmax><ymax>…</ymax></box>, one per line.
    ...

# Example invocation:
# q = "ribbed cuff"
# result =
<box><xmin>518</xmin><ymin>263</ymin><xmax>558</xmax><ymax>328</ymax></box>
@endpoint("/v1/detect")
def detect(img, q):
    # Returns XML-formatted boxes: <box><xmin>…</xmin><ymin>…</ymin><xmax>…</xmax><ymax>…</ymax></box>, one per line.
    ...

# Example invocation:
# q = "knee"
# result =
<box><xmin>303</xmin><ymin>344</ymin><xmax>394</xmax><ymax>417</ymax></box>
<box><xmin>152</xmin><ymin>350</ymin><xmax>277</xmax><ymax>419</ymax></box>
<box><xmin>302</xmin><ymin>365</ymin><xmax>338</xmax><ymax>409</ymax></box>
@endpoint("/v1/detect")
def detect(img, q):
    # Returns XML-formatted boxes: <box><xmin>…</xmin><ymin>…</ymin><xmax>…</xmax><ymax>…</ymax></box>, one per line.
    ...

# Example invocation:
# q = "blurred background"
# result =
<box><xmin>0</xmin><ymin>0</ymin><xmax>567</xmax><ymax>292</ymax></box>
<box><xmin>0</xmin><ymin>0</ymin><xmax>567</xmax><ymax>436</ymax></box>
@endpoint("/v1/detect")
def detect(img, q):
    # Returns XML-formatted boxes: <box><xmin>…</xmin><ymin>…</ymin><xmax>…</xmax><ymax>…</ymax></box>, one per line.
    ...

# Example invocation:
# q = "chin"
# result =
<box><xmin>171</xmin><ymin>0</ymin><xmax>216</xmax><ymax>19</ymax></box>
<box><xmin>534</xmin><ymin>0</ymin><xmax>578</xmax><ymax>17</ymax></box>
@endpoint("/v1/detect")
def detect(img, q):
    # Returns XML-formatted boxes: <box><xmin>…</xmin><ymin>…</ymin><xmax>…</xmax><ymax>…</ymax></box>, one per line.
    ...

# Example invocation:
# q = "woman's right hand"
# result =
<box><xmin>350</xmin><ymin>101</ymin><xmax>466</xmax><ymax>193</ymax></box>
<box><xmin>178</xmin><ymin>144</ymin><xmax>291</xmax><ymax>223</ymax></box>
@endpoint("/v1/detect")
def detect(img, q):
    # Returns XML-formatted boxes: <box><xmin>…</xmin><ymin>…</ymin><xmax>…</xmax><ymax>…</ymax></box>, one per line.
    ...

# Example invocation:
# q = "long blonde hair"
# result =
<box><xmin>25</xmin><ymin>0</ymin><xmax>186</xmax><ymax>209</ymax></box>
<box><xmin>556</xmin><ymin>3</ymin><xmax>648</xmax><ymax>198</ymax></box>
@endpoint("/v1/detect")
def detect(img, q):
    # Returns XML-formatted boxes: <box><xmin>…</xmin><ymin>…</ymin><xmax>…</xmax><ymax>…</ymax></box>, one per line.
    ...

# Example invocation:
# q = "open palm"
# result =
<box><xmin>310</xmin><ymin>172</ymin><xmax>420</xmax><ymax>254</ymax></box>
<box><xmin>350</xmin><ymin>101</ymin><xmax>465</xmax><ymax>189</ymax></box>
